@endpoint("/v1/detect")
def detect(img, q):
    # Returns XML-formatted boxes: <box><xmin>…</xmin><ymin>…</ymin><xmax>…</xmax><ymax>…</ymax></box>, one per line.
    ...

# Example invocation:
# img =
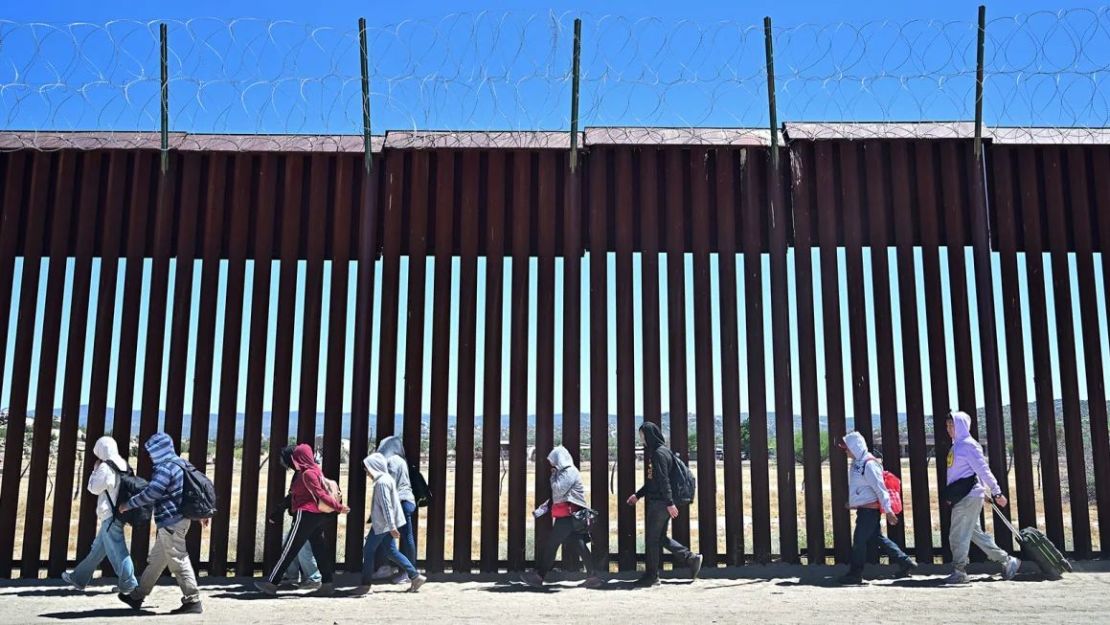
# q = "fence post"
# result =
<box><xmin>359</xmin><ymin>17</ymin><xmax>373</xmax><ymax>174</ymax></box>
<box><xmin>969</xmin><ymin>4</ymin><xmax>1013</xmax><ymax>549</ymax></box>
<box><xmin>159</xmin><ymin>22</ymin><xmax>169</xmax><ymax>174</ymax></box>
<box><xmin>569</xmin><ymin>18</ymin><xmax>582</xmax><ymax>173</ymax></box>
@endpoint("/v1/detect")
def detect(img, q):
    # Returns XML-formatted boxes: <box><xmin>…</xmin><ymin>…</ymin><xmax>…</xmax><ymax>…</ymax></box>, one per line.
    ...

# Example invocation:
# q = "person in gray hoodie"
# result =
<box><xmin>374</xmin><ymin>435</ymin><xmax>417</xmax><ymax>584</ymax></box>
<box><xmin>837</xmin><ymin>431</ymin><xmax>916</xmax><ymax>585</ymax></box>
<box><xmin>355</xmin><ymin>453</ymin><xmax>427</xmax><ymax>595</ymax></box>
<box><xmin>942</xmin><ymin>411</ymin><xmax>1021</xmax><ymax>584</ymax></box>
<box><xmin>521</xmin><ymin>446</ymin><xmax>604</xmax><ymax>589</ymax></box>
<box><xmin>61</xmin><ymin>436</ymin><xmax>138</xmax><ymax>594</ymax></box>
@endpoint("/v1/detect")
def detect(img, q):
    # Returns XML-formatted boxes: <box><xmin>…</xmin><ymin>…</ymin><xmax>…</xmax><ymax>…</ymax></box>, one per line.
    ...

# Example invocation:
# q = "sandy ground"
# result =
<box><xmin>2</xmin><ymin>563</ymin><xmax>1109</xmax><ymax>625</ymax></box>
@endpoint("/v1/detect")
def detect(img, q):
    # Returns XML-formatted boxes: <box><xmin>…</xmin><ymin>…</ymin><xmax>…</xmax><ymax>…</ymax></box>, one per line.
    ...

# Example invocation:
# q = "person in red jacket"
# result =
<box><xmin>255</xmin><ymin>444</ymin><xmax>348</xmax><ymax>596</ymax></box>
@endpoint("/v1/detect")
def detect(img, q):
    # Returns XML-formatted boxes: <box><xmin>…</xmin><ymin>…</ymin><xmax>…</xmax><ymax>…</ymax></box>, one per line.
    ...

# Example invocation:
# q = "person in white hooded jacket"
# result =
<box><xmin>61</xmin><ymin>436</ymin><xmax>138</xmax><ymax>594</ymax></box>
<box><xmin>837</xmin><ymin>431</ymin><xmax>917</xmax><ymax>585</ymax></box>
<box><xmin>354</xmin><ymin>453</ymin><xmax>426</xmax><ymax>595</ymax></box>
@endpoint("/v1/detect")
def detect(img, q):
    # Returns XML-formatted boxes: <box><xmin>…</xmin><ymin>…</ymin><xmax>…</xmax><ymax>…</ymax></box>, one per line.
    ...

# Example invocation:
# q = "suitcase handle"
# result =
<box><xmin>989</xmin><ymin>500</ymin><xmax>1020</xmax><ymax>536</ymax></box>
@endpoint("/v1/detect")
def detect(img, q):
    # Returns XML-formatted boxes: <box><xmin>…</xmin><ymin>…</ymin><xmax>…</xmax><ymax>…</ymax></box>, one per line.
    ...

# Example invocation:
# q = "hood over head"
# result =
<box><xmin>363</xmin><ymin>453</ymin><xmax>390</xmax><ymax>479</ymax></box>
<box><xmin>547</xmin><ymin>446</ymin><xmax>575</xmax><ymax>470</ymax></box>
<box><xmin>842</xmin><ymin>431</ymin><xmax>869</xmax><ymax>460</ymax></box>
<box><xmin>639</xmin><ymin>422</ymin><xmax>666</xmax><ymax>451</ymax></box>
<box><xmin>377</xmin><ymin>435</ymin><xmax>406</xmax><ymax>460</ymax></box>
<box><xmin>949</xmin><ymin>410</ymin><xmax>974</xmax><ymax>443</ymax></box>
<box><xmin>144</xmin><ymin>433</ymin><xmax>178</xmax><ymax>464</ymax></box>
<box><xmin>290</xmin><ymin>443</ymin><xmax>317</xmax><ymax>471</ymax></box>
<box><xmin>280</xmin><ymin>445</ymin><xmax>298</xmax><ymax>471</ymax></box>
<box><xmin>93</xmin><ymin>436</ymin><xmax>127</xmax><ymax>471</ymax></box>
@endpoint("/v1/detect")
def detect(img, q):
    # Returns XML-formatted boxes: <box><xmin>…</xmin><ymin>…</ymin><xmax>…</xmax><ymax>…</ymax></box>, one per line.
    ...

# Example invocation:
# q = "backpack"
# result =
<box><xmin>411</xmin><ymin>469</ymin><xmax>431</xmax><ymax>508</ymax></box>
<box><xmin>865</xmin><ymin>458</ymin><xmax>903</xmax><ymax>515</ymax></box>
<box><xmin>105</xmin><ymin>462</ymin><xmax>152</xmax><ymax>526</ymax></box>
<box><xmin>316</xmin><ymin>476</ymin><xmax>345</xmax><ymax>513</ymax></box>
<box><xmin>668</xmin><ymin>450</ymin><xmax>697</xmax><ymax>506</ymax></box>
<box><xmin>173</xmin><ymin>459</ymin><xmax>217</xmax><ymax>520</ymax></box>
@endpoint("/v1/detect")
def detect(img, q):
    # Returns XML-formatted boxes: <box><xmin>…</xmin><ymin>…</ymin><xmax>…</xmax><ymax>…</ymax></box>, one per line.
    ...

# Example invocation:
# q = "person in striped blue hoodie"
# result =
<box><xmin>117</xmin><ymin>433</ymin><xmax>203</xmax><ymax>614</ymax></box>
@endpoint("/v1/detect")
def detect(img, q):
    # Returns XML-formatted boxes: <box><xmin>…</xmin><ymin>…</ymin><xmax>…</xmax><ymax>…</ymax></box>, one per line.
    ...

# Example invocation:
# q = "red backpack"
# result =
<box><xmin>865</xmin><ymin>458</ymin><xmax>903</xmax><ymax>515</ymax></box>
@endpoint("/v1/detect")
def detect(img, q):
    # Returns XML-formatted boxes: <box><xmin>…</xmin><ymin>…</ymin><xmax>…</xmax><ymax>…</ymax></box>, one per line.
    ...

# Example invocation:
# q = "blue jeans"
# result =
<box><xmin>70</xmin><ymin>518</ymin><xmax>138</xmax><ymax>593</ymax></box>
<box><xmin>281</xmin><ymin>527</ymin><xmax>322</xmax><ymax>584</ymax></box>
<box><xmin>362</xmin><ymin>531</ymin><xmax>418</xmax><ymax>585</ymax></box>
<box><xmin>850</xmin><ymin>508</ymin><xmax>911</xmax><ymax>572</ymax></box>
<box><xmin>376</xmin><ymin>501</ymin><xmax>417</xmax><ymax>568</ymax></box>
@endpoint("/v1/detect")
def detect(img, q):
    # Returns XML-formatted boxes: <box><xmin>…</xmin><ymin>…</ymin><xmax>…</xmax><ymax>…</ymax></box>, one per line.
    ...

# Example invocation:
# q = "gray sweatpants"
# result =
<box><xmin>949</xmin><ymin>495</ymin><xmax>1009</xmax><ymax>571</ymax></box>
<box><xmin>133</xmin><ymin>519</ymin><xmax>200</xmax><ymax>604</ymax></box>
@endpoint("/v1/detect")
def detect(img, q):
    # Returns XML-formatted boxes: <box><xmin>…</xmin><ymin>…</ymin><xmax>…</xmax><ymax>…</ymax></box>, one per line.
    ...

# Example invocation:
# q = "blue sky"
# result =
<box><xmin>2</xmin><ymin>0</ymin><xmax>1109</xmax><ymax>433</ymax></box>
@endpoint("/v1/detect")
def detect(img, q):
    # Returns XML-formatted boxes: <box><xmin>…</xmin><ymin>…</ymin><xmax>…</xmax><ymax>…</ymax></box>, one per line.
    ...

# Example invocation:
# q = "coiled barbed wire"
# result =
<box><xmin>0</xmin><ymin>8</ymin><xmax>1107</xmax><ymax>151</ymax></box>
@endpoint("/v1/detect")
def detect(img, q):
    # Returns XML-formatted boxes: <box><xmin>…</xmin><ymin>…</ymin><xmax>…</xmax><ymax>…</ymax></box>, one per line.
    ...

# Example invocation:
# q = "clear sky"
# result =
<box><xmin>1</xmin><ymin>0</ymin><xmax>1108</xmax><ymax>434</ymax></box>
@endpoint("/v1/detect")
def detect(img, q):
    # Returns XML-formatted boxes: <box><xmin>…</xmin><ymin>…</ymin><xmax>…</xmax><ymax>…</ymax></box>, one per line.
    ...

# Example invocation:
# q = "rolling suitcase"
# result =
<box><xmin>990</xmin><ymin>502</ymin><xmax>1072</xmax><ymax>580</ymax></box>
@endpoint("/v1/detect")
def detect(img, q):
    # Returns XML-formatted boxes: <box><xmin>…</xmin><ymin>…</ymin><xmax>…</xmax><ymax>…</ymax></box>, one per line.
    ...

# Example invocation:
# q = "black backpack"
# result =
<box><xmin>106</xmin><ymin>462</ymin><xmax>151</xmax><ymax>526</ymax></box>
<box><xmin>668</xmin><ymin>450</ymin><xmax>697</xmax><ymax>506</ymax></box>
<box><xmin>411</xmin><ymin>469</ymin><xmax>431</xmax><ymax>508</ymax></box>
<box><xmin>173</xmin><ymin>459</ymin><xmax>217</xmax><ymax>520</ymax></box>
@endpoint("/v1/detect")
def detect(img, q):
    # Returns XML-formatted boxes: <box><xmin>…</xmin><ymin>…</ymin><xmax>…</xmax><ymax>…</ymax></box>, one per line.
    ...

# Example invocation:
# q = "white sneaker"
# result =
<box><xmin>943</xmin><ymin>570</ymin><xmax>969</xmax><ymax>585</ymax></box>
<box><xmin>1003</xmin><ymin>556</ymin><xmax>1021</xmax><ymax>580</ymax></box>
<box><xmin>371</xmin><ymin>565</ymin><xmax>395</xmax><ymax>581</ymax></box>
<box><xmin>408</xmin><ymin>574</ymin><xmax>427</xmax><ymax>593</ymax></box>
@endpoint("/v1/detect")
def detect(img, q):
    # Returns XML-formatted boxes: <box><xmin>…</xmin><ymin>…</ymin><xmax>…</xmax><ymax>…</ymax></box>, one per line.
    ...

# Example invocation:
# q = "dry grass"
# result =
<box><xmin>8</xmin><ymin>453</ymin><xmax>1100</xmax><ymax>576</ymax></box>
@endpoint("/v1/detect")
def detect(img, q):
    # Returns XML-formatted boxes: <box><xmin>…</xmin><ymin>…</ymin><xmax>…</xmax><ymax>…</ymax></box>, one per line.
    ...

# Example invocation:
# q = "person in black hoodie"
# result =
<box><xmin>626</xmin><ymin>422</ymin><xmax>703</xmax><ymax>587</ymax></box>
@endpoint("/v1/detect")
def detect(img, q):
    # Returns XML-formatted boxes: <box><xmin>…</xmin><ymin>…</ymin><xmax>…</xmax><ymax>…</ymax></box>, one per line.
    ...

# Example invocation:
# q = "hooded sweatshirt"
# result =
<box><xmin>289</xmin><ymin>443</ymin><xmax>343</xmax><ymax>514</ymax></box>
<box><xmin>363</xmin><ymin>453</ymin><xmax>406</xmax><ymax>535</ymax></box>
<box><xmin>844</xmin><ymin>431</ymin><xmax>893</xmax><ymax>514</ymax></box>
<box><xmin>126</xmin><ymin>433</ymin><xmax>185</xmax><ymax>528</ymax></box>
<box><xmin>377</xmin><ymin>436</ymin><xmax>415</xmax><ymax>506</ymax></box>
<box><xmin>634</xmin><ymin>422</ymin><xmax>675</xmax><ymax>506</ymax></box>
<box><xmin>87</xmin><ymin>436</ymin><xmax>129</xmax><ymax>522</ymax></box>
<box><xmin>548</xmin><ymin>446</ymin><xmax>590</xmax><ymax>517</ymax></box>
<box><xmin>946</xmin><ymin>411</ymin><xmax>1002</xmax><ymax>500</ymax></box>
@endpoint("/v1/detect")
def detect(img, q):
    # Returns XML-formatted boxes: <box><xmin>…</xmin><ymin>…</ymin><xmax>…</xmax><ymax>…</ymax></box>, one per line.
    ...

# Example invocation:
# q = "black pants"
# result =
<box><xmin>537</xmin><ymin>517</ymin><xmax>595</xmax><ymax>577</ymax></box>
<box><xmin>267</xmin><ymin>510</ymin><xmax>334</xmax><ymax>584</ymax></box>
<box><xmin>849</xmin><ymin>508</ymin><xmax>911</xmax><ymax>573</ymax></box>
<box><xmin>645</xmin><ymin>500</ymin><xmax>692</xmax><ymax>578</ymax></box>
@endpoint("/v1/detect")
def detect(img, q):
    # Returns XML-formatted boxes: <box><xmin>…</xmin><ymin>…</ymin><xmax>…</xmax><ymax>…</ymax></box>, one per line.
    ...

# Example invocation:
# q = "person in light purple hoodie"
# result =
<box><xmin>943</xmin><ymin>411</ymin><xmax>1021</xmax><ymax>584</ymax></box>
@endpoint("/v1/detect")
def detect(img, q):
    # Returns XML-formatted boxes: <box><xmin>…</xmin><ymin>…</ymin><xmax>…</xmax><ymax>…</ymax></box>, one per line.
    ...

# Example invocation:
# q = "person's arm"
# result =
<box><xmin>86</xmin><ymin>462</ymin><xmax>113</xmax><ymax>496</ymax></box>
<box><xmin>125</xmin><ymin>465</ymin><xmax>171</xmax><ymax>510</ymax></box>
<box><xmin>864</xmin><ymin>460</ymin><xmax>892</xmax><ymax>514</ymax></box>
<box><xmin>268</xmin><ymin>494</ymin><xmax>292</xmax><ymax>524</ymax></box>
<box><xmin>303</xmin><ymin>471</ymin><xmax>343</xmax><ymax>511</ymax></box>
<box><xmin>654</xmin><ymin>448</ymin><xmax>674</xmax><ymax>507</ymax></box>
<box><xmin>967</xmin><ymin>443</ymin><xmax>1003</xmax><ymax>498</ymax></box>
<box><xmin>377</xmin><ymin>489</ymin><xmax>400</xmax><ymax>533</ymax></box>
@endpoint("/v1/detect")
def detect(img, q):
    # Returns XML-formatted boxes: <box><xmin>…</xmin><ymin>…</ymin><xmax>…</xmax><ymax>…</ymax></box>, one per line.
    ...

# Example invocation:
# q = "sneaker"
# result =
<box><xmin>687</xmin><ymin>553</ymin><xmax>704</xmax><ymax>580</ymax></box>
<box><xmin>632</xmin><ymin>575</ymin><xmax>660</xmax><ymax>588</ymax></box>
<box><xmin>61</xmin><ymin>571</ymin><xmax>85</xmax><ymax>592</ymax></box>
<box><xmin>170</xmin><ymin>602</ymin><xmax>203</xmax><ymax>615</ymax></box>
<box><xmin>408</xmin><ymin>574</ymin><xmax>427</xmax><ymax>593</ymax></box>
<box><xmin>836</xmin><ymin>572</ymin><xmax>863</xmax><ymax>586</ymax></box>
<box><xmin>117</xmin><ymin>592</ymin><xmax>143</xmax><ymax>611</ymax></box>
<box><xmin>391</xmin><ymin>572</ymin><xmax>409</xmax><ymax>585</ymax></box>
<box><xmin>520</xmin><ymin>571</ymin><xmax>544</xmax><ymax>587</ymax></box>
<box><xmin>1002</xmin><ymin>556</ymin><xmax>1021</xmax><ymax>581</ymax></box>
<box><xmin>254</xmin><ymin>580</ymin><xmax>279</xmax><ymax>596</ymax></box>
<box><xmin>943</xmin><ymin>570</ymin><xmax>969</xmax><ymax>585</ymax></box>
<box><xmin>297</xmin><ymin>580</ymin><xmax>323</xmax><ymax>591</ymax></box>
<box><xmin>351</xmin><ymin>585</ymin><xmax>372</xmax><ymax>597</ymax></box>
<box><xmin>371</xmin><ymin>565</ymin><xmax>395</xmax><ymax>580</ymax></box>
<box><xmin>311</xmin><ymin>583</ymin><xmax>334</xmax><ymax>597</ymax></box>
<box><xmin>895</xmin><ymin>559</ymin><xmax>918</xmax><ymax>578</ymax></box>
<box><xmin>277</xmin><ymin>581</ymin><xmax>299</xmax><ymax>591</ymax></box>
<box><xmin>579</xmin><ymin>576</ymin><xmax>605</xmax><ymax>589</ymax></box>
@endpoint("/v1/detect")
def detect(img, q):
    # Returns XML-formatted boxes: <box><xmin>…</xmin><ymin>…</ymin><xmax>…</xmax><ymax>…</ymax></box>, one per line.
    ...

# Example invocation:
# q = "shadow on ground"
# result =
<box><xmin>39</xmin><ymin>608</ymin><xmax>157</xmax><ymax>620</ymax></box>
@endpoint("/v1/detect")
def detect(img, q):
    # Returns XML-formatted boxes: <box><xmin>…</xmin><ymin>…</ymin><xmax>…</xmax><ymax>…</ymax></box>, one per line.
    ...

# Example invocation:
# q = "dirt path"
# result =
<box><xmin>3</xmin><ymin>565</ymin><xmax>1109</xmax><ymax>624</ymax></box>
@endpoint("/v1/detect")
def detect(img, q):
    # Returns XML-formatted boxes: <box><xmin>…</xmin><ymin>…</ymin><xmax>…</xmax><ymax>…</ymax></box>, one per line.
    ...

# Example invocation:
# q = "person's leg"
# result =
<box><xmin>69</xmin><ymin>519</ymin><xmax>109</xmax><ymax>588</ymax></box>
<box><xmin>849</xmin><ymin>509</ymin><xmax>879</xmax><ymax>575</ymax></box>
<box><xmin>101</xmin><ymin>519</ymin><xmax>138</xmax><ymax>594</ymax></box>
<box><xmin>305</xmin><ymin>520</ymin><xmax>333</xmax><ymax>584</ymax></box>
<box><xmin>162</xmin><ymin>520</ymin><xmax>200</xmax><ymax>604</ymax></box>
<box><xmin>967</xmin><ymin>503</ymin><xmax>1010</xmax><ymax>564</ymax></box>
<box><xmin>643</xmin><ymin>501</ymin><xmax>669</xmax><ymax>580</ymax></box>
<box><xmin>948</xmin><ymin>496</ymin><xmax>980</xmax><ymax>574</ymax></box>
<box><xmin>361</xmin><ymin>531</ymin><xmax>388</xmax><ymax>584</ymax></box>
<box><xmin>382</xmin><ymin>534</ymin><xmax>419</xmax><ymax>579</ymax></box>
<box><xmin>874</xmin><ymin>525</ymin><xmax>912</xmax><ymax>565</ymax></box>
<box><xmin>133</xmin><ymin>525</ymin><xmax>172</xmax><ymax>601</ymax></box>
<box><xmin>266</xmin><ymin>511</ymin><xmax>316</xmax><ymax>585</ymax></box>
<box><xmin>537</xmin><ymin>518</ymin><xmax>576</xmax><ymax>577</ymax></box>
<box><xmin>296</xmin><ymin>540</ymin><xmax>322</xmax><ymax>583</ymax></box>
<box><xmin>399</xmin><ymin>501</ymin><xmax>418</xmax><ymax>565</ymax></box>
<box><xmin>280</xmin><ymin>526</ymin><xmax>301</xmax><ymax>583</ymax></box>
